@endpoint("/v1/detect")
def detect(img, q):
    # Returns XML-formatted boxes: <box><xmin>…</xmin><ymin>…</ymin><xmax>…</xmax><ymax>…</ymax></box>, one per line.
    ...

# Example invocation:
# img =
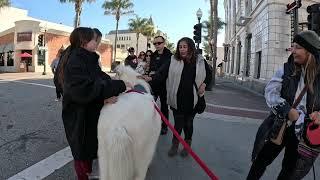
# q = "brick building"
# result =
<box><xmin>0</xmin><ymin>7</ymin><xmax>113</xmax><ymax>73</ymax></box>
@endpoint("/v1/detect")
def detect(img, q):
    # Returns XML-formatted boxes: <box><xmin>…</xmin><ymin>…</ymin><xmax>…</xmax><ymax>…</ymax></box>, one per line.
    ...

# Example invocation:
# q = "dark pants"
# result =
<box><xmin>154</xmin><ymin>90</ymin><xmax>169</xmax><ymax>129</ymax></box>
<box><xmin>172</xmin><ymin>109</ymin><xmax>195</xmax><ymax>140</ymax></box>
<box><xmin>74</xmin><ymin>160</ymin><xmax>93</xmax><ymax>180</ymax></box>
<box><xmin>247</xmin><ymin>126</ymin><xmax>316</xmax><ymax>180</ymax></box>
<box><xmin>56</xmin><ymin>88</ymin><xmax>62</xmax><ymax>99</ymax></box>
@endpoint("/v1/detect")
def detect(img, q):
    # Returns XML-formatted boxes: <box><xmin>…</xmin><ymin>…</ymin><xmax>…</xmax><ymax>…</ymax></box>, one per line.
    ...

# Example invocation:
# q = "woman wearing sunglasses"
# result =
<box><xmin>135</xmin><ymin>51</ymin><xmax>147</xmax><ymax>75</ymax></box>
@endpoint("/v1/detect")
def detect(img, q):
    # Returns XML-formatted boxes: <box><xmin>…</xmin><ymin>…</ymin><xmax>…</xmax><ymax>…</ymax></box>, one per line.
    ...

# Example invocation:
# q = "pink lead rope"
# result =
<box><xmin>126</xmin><ymin>89</ymin><xmax>219</xmax><ymax>180</ymax></box>
<box><xmin>153</xmin><ymin>104</ymin><xmax>219</xmax><ymax>180</ymax></box>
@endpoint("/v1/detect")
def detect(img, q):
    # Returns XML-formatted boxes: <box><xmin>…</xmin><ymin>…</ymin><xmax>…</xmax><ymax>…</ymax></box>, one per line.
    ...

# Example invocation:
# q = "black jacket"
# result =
<box><xmin>149</xmin><ymin>47</ymin><xmax>172</xmax><ymax>74</ymax></box>
<box><xmin>149</xmin><ymin>47</ymin><xmax>172</xmax><ymax>94</ymax></box>
<box><xmin>62</xmin><ymin>47</ymin><xmax>126</xmax><ymax>160</ymax></box>
<box><xmin>251</xmin><ymin>55</ymin><xmax>320</xmax><ymax>161</ymax></box>
<box><xmin>152</xmin><ymin>57</ymin><xmax>212</xmax><ymax>114</ymax></box>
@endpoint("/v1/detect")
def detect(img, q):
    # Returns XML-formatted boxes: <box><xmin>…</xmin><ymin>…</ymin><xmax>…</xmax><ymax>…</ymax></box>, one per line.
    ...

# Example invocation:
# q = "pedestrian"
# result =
<box><xmin>51</xmin><ymin>48</ymin><xmax>64</xmax><ymax>101</ymax></box>
<box><xmin>92</xmin><ymin>28</ymin><xmax>103</xmax><ymax>69</ymax></box>
<box><xmin>124</xmin><ymin>47</ymin><xmax>138</xmax><ymax>69</ymax></box>
<box><xmin>144</xmin><ymin>37</ymin><xmax>212</xmax><ymax>157</ymax></box>
<box><xmin>135</xmin><ymin>51</ymin><xmax>146</xmax><ymax>75</ymax></box>
<box><xmin>247</xmin><ymin>30</ymin><xmax>320</xmax><ymax>180</ymax></box>
<box><xmin>144</xmin><ymin>50</ymin><xmax>153</xmax><ymax>75</ymax></box>
<box><xmin>149</xmin><ymin>35</ymin><xmax>173</xmax><ymax>135</ymax></box>
<box><xmin>57</xmin><ymin>27</ymin><xmax>131</xmax><ymax>180</ymax></box>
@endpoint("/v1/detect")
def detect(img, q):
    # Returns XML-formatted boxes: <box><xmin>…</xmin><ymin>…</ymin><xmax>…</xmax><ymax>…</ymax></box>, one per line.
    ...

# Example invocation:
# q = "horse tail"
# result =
<box><xmin>99</xmin><ymin>127</ymin><xmax>134</xmax><ymax>180</ymax></box>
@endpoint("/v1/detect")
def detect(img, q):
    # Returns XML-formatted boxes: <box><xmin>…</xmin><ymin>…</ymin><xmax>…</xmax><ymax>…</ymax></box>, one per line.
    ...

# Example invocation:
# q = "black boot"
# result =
<box><xmin>180</xmin><ymin>140</ymin><xmax>192</xmax><ymax>158</ymax></box>
<box><xmin>160</xmin><ymin>126</ymin><xmax>168</xmax><ymax>135</ymax></box>
<box><xmin>168</xmin><ymin>138</ymin><xmax>179</xmax><ymax>157</ymax></box>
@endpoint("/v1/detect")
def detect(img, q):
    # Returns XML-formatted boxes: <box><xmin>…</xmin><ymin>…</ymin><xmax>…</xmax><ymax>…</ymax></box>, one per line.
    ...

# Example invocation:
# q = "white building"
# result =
<box><xmin>106</xmin><ymin>30</ymin><xmax>155</xmax><ymax>62</ymax></box>
<box><xmin>223</xmin><ymin>0</ymin><xmax>319</xmax><ymax>93</ymax></box>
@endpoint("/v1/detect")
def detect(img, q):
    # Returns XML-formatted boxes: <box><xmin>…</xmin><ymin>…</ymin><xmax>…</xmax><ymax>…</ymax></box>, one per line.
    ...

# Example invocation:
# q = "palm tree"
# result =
<box><xmin>202</xmin><ymin>16</ymin><xmax>225</xmax><ymax>57</ymax></box>
<box><xmin>210</xmin><ymin>0</ymin><xmax>218</xmax><ymax>86</ymax></box>
<box><xmin>59</xmin><ymin>0</ymin><xmax>96</xmax><ymax>28</ymax></box>
<box><xmin>102</xmin><ymin>0</ymin><xmax>134</xmax><ymax>62</ymax></box>
<box><xmin>166</xmin><ymin>42</ymin><xmax>175</xmax><ymax>54</ymax></box>
<box><xmin>0</xmin><ymin>0</ymin><xmax>10</xmax><ymax>8</ymax></box>
<box><xmin>144</xmin><ymin>16</ymin><xmax>155</xmax><ymax>50</ymax></box>
<box><xmin>128</xmin><ymin>16</ymin><xmax>149</xmax><ymax>54</ymax></box>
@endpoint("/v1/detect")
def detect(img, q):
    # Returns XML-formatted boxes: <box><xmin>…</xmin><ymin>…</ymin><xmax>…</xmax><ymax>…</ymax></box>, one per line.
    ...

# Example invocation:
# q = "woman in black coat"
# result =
<box><xmin>57</xmin><ymin>27</ymin><xmax>129</xmax><ymax>180</ymax></box>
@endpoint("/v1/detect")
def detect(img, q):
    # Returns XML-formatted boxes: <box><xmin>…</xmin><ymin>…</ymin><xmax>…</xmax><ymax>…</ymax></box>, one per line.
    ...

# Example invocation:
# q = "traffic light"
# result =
<box><xmin>307</xmin><ymin>4</ymin><xmax>320</xmax><ymax>35</ymax></box>
<box><xmin>38</xmin><ymin>34</ymin><xmax>44</xmax><ymax>46</ymax></box>
<box><xmin>193</xmin><ymin>23</ymin><xmax>202</xmax><ymax>44</ymax></box>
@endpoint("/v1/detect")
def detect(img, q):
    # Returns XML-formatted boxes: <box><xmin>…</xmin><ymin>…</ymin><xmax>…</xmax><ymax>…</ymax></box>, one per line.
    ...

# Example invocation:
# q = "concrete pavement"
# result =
<box><xmin>0</xmin><ymin>73</ymin><xmax>319</xmax><ymax>180</ymax></box>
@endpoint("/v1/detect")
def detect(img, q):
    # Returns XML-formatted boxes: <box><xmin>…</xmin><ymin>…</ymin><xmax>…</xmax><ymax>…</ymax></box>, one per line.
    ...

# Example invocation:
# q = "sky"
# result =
<box><xmin>10</xmin><ymin>0</ymin><xmax>225</xmax><ymax>47</ymax></box>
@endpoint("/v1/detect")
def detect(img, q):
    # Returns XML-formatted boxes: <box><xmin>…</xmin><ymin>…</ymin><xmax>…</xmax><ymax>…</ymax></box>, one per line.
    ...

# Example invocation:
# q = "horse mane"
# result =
<box><xmin>114</xmin><ymin>65</ymin><xmax>151</xmax><ymax>94</ymax></box>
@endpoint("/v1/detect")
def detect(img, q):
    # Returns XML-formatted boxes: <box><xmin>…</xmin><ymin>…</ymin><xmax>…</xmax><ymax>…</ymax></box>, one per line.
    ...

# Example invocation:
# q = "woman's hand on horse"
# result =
<box><xmin>288</xmin><ymin>108</ymin><xmax>299</xmax><ymax>121</ymax></box>
<box><xmin>143</xmin><ymin>75</ymin><xmax>152</xmax><ymax>82</ymax></box>
<box><xmin>104</xmin><ymin>96</ymin><xmax>118</xmax><ymax>104</ymax></box>
<box><xmin>198</xmin><ymin>83</ymin><xmax>206</xmax><ymax>95</ymax></box>
<box><xmin>124</xmin><ymin>82</ymin><xmax>133</xmax><ymax>91</ymax></box>
<box><xmin>310</xmin><ymin>111</ymin><xmax>320</xmax><ymax>125</ymax></box>
<box><xmin>137</xmin><ymin>75</ymin><xmax>152</xmax><ymax>82</ymax></box>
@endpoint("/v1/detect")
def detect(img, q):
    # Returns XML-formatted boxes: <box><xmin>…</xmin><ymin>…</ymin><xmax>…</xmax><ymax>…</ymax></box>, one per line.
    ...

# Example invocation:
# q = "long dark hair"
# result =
<box><xmin>174</xmin><ymin>37</ymin><xmax>197</xmax><ymax>64</ymax></box>
<box><xmin>58</xmin><ymin>27</ymin><xmax>94</xmax><ymax>86</ymax></box>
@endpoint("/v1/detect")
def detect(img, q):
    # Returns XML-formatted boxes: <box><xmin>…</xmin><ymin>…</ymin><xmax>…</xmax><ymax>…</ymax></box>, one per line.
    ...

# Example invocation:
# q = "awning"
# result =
<box><xmin>18</xmin><ymin>52</ymin><xmax>32</xmax><ymax>58</ymax></box>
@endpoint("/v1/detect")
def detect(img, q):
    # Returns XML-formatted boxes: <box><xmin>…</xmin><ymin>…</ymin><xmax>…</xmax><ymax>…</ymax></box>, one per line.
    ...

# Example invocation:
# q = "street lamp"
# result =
<box><xmin>196</xmin><ymin>8</ymin><xmax>203</xmax><ymax>24</ymax></box>
<box><xmin>194</xmin><ymin>8</ymin><xmax>203</xmax><ymax>51</ymax></box>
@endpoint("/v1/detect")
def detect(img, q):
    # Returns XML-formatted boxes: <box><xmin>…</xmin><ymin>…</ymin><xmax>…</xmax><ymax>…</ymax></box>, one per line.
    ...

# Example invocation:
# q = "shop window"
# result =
<box><xmin>7</xmin><ymin>51</ymin><xmax>14</xmax><ymax>66</ymax></box>
<box><xmin>38</xmin><ymin>50</ymin><xmax>45</xmax><ymax>65</ymax></box>
<box><xmin>0</xmin><ymin>53</ymin><xmax>4</xmax><ymax>66</ymax></box>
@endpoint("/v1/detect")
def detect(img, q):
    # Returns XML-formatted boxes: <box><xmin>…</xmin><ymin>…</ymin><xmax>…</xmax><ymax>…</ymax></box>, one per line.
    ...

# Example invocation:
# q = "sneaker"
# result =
<box><xmin>160</xmin><ymin>127</ymin><xmax>168</xmax><ymax>135</ymax></box>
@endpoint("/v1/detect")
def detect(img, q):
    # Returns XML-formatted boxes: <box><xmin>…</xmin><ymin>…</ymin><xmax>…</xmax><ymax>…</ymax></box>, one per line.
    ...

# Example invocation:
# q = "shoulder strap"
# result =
<box><xmin>292</xmin><ymin>85</ymin><xmax>308</xmax><ymax>108</ymax></box>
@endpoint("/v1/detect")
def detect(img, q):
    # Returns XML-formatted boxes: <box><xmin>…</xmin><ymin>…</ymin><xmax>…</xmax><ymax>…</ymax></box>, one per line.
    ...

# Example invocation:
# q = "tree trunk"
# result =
<box><xmin>136</xmin><ymin>33</ymin><xmax>139</xmax><ymax>55</ymax></box>
<box><xmin>74</xmin><ymin>2</ymin><xmax>82</xmax><ymax>28</ymax></box>
<box><xmin>114</xmin><ymin>14</ymin><xmax>120</xmax><ymax>63</ymax></box>
<box><xmin>211</xmin><ymin>0</ymin><xmax>218</xmax><ymax>86</ymax></box>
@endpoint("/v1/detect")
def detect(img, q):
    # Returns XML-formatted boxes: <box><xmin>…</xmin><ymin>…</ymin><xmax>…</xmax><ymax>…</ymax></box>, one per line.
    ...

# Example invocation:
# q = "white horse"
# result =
<box><xmin>97</xmin><ymin>65</ymin><xmax>161</xmax><ymax>180</ymax></box>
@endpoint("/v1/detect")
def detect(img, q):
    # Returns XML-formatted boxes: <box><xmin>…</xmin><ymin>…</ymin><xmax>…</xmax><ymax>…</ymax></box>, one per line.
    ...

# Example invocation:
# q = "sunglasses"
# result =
<box><xmin>153</xmin><ymin>42</ymin><xmax>164</xmax><ymax>46</ymax></box>
<box><xmin>146</xmin><ymin>55</ymin><xmax>151</xmax><ymax>57</ymax></box>
<box><xmin>139</xmin><ymin>54</ymin><xmax>145</xmax><ymax>56</ymax></box>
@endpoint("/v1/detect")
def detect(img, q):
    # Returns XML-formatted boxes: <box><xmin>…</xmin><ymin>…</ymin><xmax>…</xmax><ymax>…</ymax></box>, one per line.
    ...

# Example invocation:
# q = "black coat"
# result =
<box><xmin>149</xmin><ymin>47</ymin><xmax>172</xmax><ymax>94</ymax></box>
<box><xmin>62</xmin><ymin>47</ymin><xmax>126</xmax><ymax>160</ymax></box>
<box><xmin>251</xmin><ymin>55</ymin><xmax>320</xmax><ymax>161</ymax></box>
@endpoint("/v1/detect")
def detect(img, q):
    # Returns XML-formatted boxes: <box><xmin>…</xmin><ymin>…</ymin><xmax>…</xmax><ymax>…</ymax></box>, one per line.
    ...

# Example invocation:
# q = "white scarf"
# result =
<box><xmin>166</xmin><ymin>55</ymin><xmax>206</xmax><ymax>109</ymax></box>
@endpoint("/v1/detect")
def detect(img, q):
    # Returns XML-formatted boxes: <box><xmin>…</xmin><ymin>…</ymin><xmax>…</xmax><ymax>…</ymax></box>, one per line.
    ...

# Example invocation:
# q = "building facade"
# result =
<box><xmin>0</xmin><ymin>7</ymin><xmax>113</xmax><ymax>73</ymax></box>
<box><xmin>223</xmin><ymin>0</ymin><xmax>319</xmax><ymax>93</ymax></box>
<box><xmin>106</xmin><ymin>30</ymin><xmax>156</xmax><ymax>62</ymax></box>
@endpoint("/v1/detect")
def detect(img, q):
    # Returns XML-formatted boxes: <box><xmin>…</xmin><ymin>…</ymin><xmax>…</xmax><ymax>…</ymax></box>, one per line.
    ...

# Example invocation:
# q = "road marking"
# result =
<box><xmin>198</xmin><ymin>112</ymin><xmax>262</xmax><ymax>125</ymax></box>
<box><xmin>206</xmin><ymin>103</ymin><xmax>269</xmax><ymax>113</ymax></box>
<box><xmin>7</xmin><ymin>147</ymin><xmax>73</xmax><ymax>180</ymax></box>
<box><xmin>12</xmin><ymin>80</ymin><xmax>55</xmax><ymax>89</ymax></box>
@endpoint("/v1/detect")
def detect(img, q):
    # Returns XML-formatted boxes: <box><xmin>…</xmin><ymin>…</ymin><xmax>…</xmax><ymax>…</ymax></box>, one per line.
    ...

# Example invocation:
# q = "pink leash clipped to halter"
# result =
<box><xmin>126</xmin><ymin>89</ymin><xmax>219</xmax><ymax>180</ymax></box>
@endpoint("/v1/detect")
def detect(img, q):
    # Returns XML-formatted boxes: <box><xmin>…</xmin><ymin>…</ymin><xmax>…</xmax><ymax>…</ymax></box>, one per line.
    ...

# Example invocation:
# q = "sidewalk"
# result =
<box><xmin>204</xmin><ymin>78</ymin><xmax>269</xmax><ymax>120</ymax></box>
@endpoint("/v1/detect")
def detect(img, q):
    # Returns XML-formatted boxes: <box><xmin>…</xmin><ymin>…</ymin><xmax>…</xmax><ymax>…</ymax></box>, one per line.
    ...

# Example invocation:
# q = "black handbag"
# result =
<box><xmin>193</xmin><ymin>82</ymin><xmax>206</xmax><ymax>114</ymax></box>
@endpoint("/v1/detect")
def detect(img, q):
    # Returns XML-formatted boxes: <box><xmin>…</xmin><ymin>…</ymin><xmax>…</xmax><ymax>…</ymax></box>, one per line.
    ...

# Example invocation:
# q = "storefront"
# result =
<box><xmin>0</xmin><ymin>15</ymin><xmax>113</xmax><ymax>73</ymax></box>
